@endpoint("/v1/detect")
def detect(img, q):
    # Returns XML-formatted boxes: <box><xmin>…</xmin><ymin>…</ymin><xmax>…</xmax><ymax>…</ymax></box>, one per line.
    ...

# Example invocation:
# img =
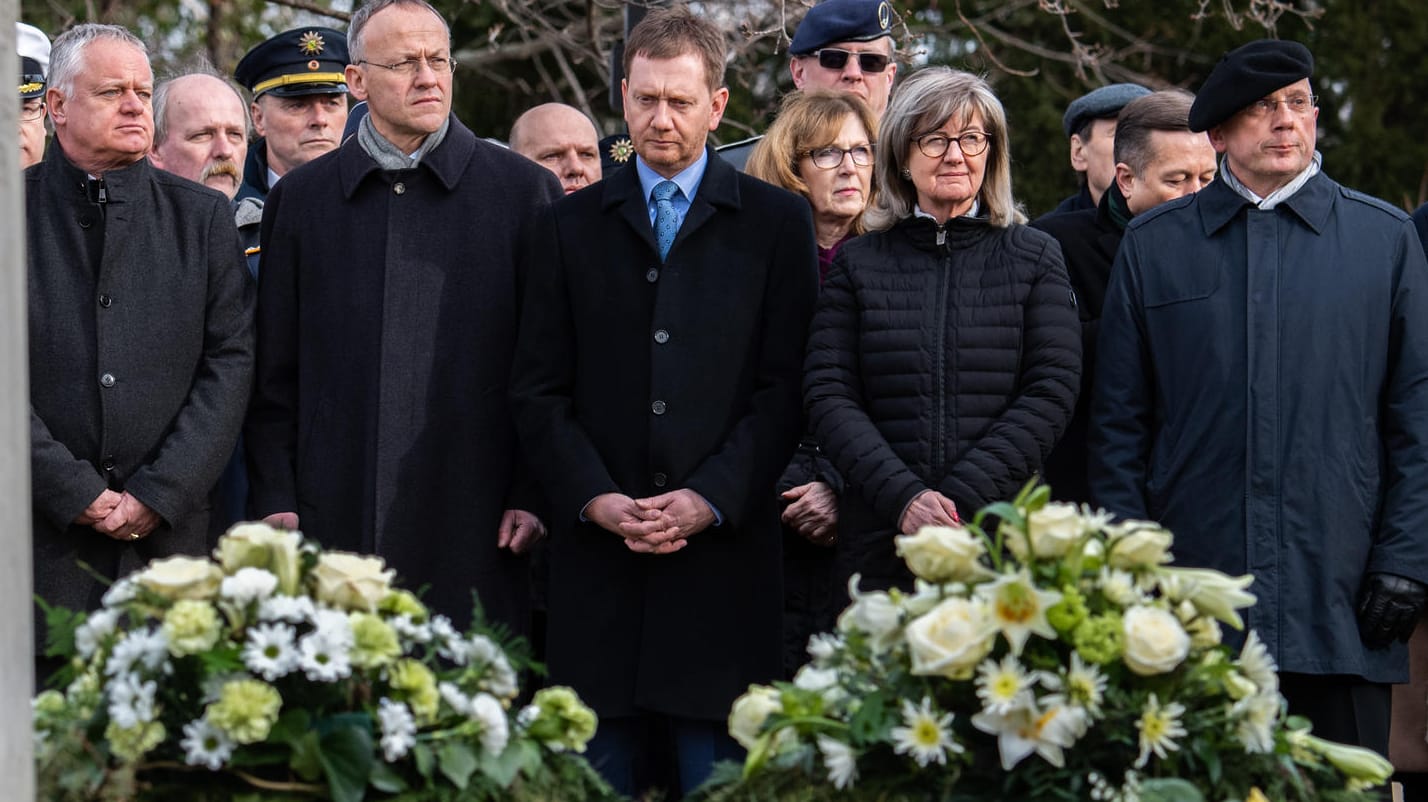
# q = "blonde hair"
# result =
<box><xmin>865</xmin><ymin>66</ymin><xmax>1024</xmax><ymax>230</ymax></box>
<box><xmin>746</xmin><ymin>90</ymin><xmax>879</xmax><ymax>235</ymax></box>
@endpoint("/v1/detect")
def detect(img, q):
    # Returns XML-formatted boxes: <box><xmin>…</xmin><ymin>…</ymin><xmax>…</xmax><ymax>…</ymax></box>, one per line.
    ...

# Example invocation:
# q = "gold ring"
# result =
<box><xmin>129</xmin><ymin>532</ymin><xmax>141</xmax><ymax>540</ymax></box>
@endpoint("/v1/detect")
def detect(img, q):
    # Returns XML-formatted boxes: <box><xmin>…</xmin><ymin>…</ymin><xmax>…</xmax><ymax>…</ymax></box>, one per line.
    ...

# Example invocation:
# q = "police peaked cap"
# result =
<box><xmin>235</xmin><ymin>26</ymin><xmax>350</xmax><ymax>99</ymax></box>
<box><xmin>1189</xmin><ymin>39</ymin><xmax>1314</xmax><ymax>132</ymax></box>
<box><xmin>1062</xmin><ymin>83</ymin><xmax>1151</xmax><ymax>138</ymax></box>
<box><xmin>790</xmin><ymin>0</ymin><xmax>894</xmax><ymax>56</ymax></box>
<box><xmin>20</xmin><ymin>56</ymin><xmax>45</xmax><ymax>99</ymax></box>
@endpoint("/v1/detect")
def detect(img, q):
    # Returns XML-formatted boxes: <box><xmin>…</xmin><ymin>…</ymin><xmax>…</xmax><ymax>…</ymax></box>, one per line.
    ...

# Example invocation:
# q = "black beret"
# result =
<box><xmin>790</xmin><ymin>0</ymin><xmax>893</xmax><ymax>56</ymax></box>
<box><xmin>235</xmin><ymin>27</ymin><xmax>349</xmax><ymax>99</ymax></box>
<box><xmin>1062</xmin><ymin>83</ymin><xmax>1151</xmax><ymax>138</ymax></box>
<box><xmin>20</xmin><ymin>56</ymin><xmax>45</xmax><ymax>99</ymax></box>
<box><xmin>1189</xmin><ymin>39</ymin><xmax>1313</xmax><ymax>132</ymax></box>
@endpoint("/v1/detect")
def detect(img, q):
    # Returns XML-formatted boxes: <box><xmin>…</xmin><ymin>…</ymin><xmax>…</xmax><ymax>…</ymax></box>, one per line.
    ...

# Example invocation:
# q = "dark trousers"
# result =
<box><xmin>1280</xmin><ymin>672</ymin><xmax>1392</xmax><ymax>756</ymax></box>
<box><xmin>586</xmin><ymin>714</ymin><xmax>742</xmax><ymax>799</ymax></box>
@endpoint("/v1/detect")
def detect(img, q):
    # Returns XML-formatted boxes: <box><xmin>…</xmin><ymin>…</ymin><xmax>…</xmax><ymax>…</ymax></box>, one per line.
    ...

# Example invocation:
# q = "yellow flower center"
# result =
<box><xmin>912</xmin><ymin>718</ymin><xmax>942</xmax><ymax>746</ymax></box>
<box><xmin>1142</xmin><ymin>711</ymin><xmax>1170</xmax><ymax>740</ymax></box>
<box><xmin>992</xmin><ymin>674</ymin><xmax>1020</xmax><ymax>699</ymax></box>
<box><xmin>996</xmin><ymin>583</ymin><xmax>1037</xmax><ymax>624</ymax></box>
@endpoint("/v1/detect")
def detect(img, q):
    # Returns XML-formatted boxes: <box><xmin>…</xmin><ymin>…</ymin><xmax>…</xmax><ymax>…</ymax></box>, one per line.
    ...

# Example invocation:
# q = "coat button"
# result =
<box><xmin>646</xmin><ymin>268</ymin><xmax>659</xmax><ymax>283</ymax></box>
<box><xmin>99</xmin><ymin>373</ymin><xmax>116</xmax><ymax>388</ymax></box>
<box><xmin>393</xmin><ymin>182</ymin><xmax>406</xmax><ymax>195</ymax></box>
<box><xmin>651</xmin><ymin>400</ymin><xmax>667</xmax><ymax>415</ymax></box>
<box><xmin>99</xmin><ymin>294</ymin><xmax>112</xmax><ymax>308</ymax></box>
<box><xmin>653</xmin><ymin>329</ymin><xmax>669</xmax><ymax>344</ymax></box>
<box><xmin>653</xmin><ymin>472</ymin><xmax>667</xmax><ymax>487</ymax></box>
<box><xmin>78</xmin><ymin>215</ymin><xmax>94</xmax><ymax>229</ymax></box>
<box><xmin>101</xmin><ymin>457</ymin><xmax>115</xmax><ymax>472</ymax></box>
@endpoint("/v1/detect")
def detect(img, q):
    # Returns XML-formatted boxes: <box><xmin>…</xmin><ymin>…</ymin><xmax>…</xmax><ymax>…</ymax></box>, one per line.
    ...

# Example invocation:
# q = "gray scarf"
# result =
<box><xmin>1220</xmin><ymin>150</ymin><xmax>1322</xmax><ymax>210</ymax></box>
<box><xmin>357</xmin><ymin>112</ymin><xmax>450</xmax><ymax>170</ymax></box>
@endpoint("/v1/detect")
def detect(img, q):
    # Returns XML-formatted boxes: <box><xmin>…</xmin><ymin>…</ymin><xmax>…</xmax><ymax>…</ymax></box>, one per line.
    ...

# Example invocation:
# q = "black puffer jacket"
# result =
<box><xmin>805</xmin><ymin>213</ymin><xmax>1081</xmax><ymax>588</ymax></box>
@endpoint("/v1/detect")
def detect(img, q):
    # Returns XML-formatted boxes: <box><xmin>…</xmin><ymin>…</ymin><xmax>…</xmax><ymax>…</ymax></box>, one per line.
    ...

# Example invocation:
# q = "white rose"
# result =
<box><xmin>137</xmin><ymin>556</ymin><xmax>224</xmax><ymax>601</ymax></box>
<box><xmin>1023</xmin><ymin>502</ymin><xmax>1085</xmax><ymax>559</ymax></box>
<box><xmin>1106</xmin><ymin>521</ymin><xmax>1173</xmax><ymax>569</ymax></box>
<box><xmin>310</xmin><ymin>552</ymin><xmax>395</xmax><ymax>612</ymax></box>
<box><xmin>894</xmin><ymin>525</ymin><xmax>989</xmax><ymax>583</ymax></box>
<box><xmin>836</xmin><ymin>577</ymin><xmax>902</xmax><ymax>653</ymax></box>
<box><xmin>728</xmin><ymin>685</ymin><xmax>782</xmax><ymax>750</ymax></box>
<box><xmin>215</xmin><ymin>523</ymin><xmax>304</xmax><ymax>596</ymax></box>
<box><xmin>904</xmin><ymin>596</ymin><xmax>995</xmax><ymax>680</ymax></box>
<box><xmin>1122</xmin><ymin>605</ymin><xmax>1190</xmax><ymax>676</ymax></box>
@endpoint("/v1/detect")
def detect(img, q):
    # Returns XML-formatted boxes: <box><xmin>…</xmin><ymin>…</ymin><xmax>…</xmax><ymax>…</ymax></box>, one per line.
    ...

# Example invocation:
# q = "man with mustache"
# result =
<box><xmin>1090</xmin><ymin>39</ymin><xmax>1428</xmax><ymax>755</ymax></box>
<box><xmin>26</xmin><ymin>24</ymin><xmax>254</xmax><ymax>680</ymax></box>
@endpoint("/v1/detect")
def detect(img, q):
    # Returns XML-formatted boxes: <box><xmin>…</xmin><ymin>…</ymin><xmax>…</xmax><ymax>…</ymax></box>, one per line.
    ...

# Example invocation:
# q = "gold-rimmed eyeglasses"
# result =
<box><xmin>355</xmin><ymin>55</ymin><xmax>458</xmax><ymax>76</ymax></box>
<box><xmin>1244</xmin><ymin>94</ymin><xmax>1317</xmax><ymax>118</ymax></box>
<box><xmin>20</xmin><ymin>99</ymin><xmax>45</xmax><ymax>122</ymax></box>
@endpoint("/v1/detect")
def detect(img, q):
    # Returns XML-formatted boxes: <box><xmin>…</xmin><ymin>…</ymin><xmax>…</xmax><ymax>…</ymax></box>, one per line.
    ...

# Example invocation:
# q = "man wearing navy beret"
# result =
<box><xmin>1090</xmin><ymin>39</ymin><xmax>1428</xmax><ymax>754</ymax></box>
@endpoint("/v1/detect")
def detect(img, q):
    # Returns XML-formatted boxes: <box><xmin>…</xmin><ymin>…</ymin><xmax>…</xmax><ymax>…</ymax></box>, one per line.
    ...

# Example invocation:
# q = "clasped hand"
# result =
<box><xmin>76</xmin><ymin>489</ymin><xmax>160</xmax><ymax>541</ymax></box>
<box><xmin>585</xmin><ymin>489</ymin><xmax>715</xmax><ymax>555</ymax></box>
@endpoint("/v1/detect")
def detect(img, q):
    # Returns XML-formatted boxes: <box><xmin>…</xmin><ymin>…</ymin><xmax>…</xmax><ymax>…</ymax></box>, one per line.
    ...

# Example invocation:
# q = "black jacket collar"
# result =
<box><xmin>337</xmin><ymin>114</ymin><xmax>476</xmax><ymax>199</ymax></box>
<box><xmin>1198</xmin><ymin>169</ymin><xmax>1334</xmax><ymax>236</ymax></box>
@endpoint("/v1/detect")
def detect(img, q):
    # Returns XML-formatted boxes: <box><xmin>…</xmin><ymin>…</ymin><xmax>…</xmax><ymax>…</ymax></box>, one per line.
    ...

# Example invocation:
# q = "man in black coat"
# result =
<box><xmin>1032</xmin><ymin>90</ymin><xmax>1216</xmax><ymax>502</ymax></box>
<box><xmin>245</xmin><ymin>0</ymin><xmax>561</xmax><ymax>633</ymax></box>
<box><xmin>510</xmin><ymin>7</ymin><xmax>818</xmax><ymax>796</ymax></box>
<box><xmin>28</xmin><ymin>24</ymin><xmax>254</xmax><ymax>674</ymax></box>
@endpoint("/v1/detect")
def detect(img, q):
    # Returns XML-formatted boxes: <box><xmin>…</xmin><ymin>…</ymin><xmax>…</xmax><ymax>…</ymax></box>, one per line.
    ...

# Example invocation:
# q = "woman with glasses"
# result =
<box><xmin>805</xmin><ymin>67</ymin><xmax>1081</xmax><ymax>600</ymax></box>
<box><xmin>747</xmin><ymin>90</ymin><xmax>877</xmax><ymax>674</ymax></box>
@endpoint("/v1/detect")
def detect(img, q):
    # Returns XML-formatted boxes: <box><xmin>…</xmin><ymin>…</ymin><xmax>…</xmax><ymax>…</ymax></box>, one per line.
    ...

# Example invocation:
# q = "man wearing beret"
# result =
<box><xmin>1043</xmin><ymin>82</ymin><xmax>1150</xmax><ymax>217</ymax></box>
<box><xmin>1090</xmin><ymin>39</ymin><xmax>1428</xmax><ymax>753</ymax></box>
<box><xmin>233</xmin><ymin>26</ymin><xmax>350</xmax><ymax>202</ymax></box>
<box><xmin>719</xmin><ymin>0</ymin><xmax>897</xmax><ymax>170</ymax></box>
<box><xmin>18</xmin><ymin>22</ymin><xmax>51</xmax><ymax>169</ymax></box>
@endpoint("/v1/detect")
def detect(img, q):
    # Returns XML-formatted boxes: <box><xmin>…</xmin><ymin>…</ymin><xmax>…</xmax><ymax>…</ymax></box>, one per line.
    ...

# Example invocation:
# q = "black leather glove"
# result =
<box><xmin>1357</xmin><ymin>572</ymin><xmax>1427</xmax><ymax>650</ymax></box>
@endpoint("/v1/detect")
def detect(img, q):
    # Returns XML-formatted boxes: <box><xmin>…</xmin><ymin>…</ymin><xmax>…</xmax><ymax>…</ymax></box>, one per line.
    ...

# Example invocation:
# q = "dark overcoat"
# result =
<box><xmin>509</xmin><ymin>149</ymin><xmax>819</xmax><ymax>721</ymax></box>
<box><xmin>1089</xmin><ymin>173</ymin><xmax>1428</xmax><ymax>682</ymax></box>
<box><xmin>246</xmin><ymin>117</ymin><xmax>561</xmax><ymax>631</ymax></box>
<box><xmin>28</xmin><ymin>142</ymin><xmax>254</xmax><ymax>623</ymax></box>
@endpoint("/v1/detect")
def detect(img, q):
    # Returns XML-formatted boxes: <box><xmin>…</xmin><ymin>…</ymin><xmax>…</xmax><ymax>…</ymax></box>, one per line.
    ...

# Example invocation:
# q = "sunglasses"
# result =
<box><xmin>809</xmin><ymin>48</ymin><xmax>892</xmax><ymax>74</ymax></box>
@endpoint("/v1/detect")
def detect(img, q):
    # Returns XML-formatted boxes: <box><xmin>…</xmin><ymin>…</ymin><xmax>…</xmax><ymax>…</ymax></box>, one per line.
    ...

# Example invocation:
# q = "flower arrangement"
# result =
<box><xmin>699</xmin><ymin>484</ymin><xmax>1395</xmax><ymax>802</ymax></box>
<box><xmin>33</xmin><ymin>523</ymin><xmax>613</xmax><ymax>802</ymax></box>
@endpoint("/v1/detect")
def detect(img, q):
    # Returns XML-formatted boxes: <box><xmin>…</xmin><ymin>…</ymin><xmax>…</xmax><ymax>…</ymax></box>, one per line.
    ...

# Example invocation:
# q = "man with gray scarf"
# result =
<box><xmin>1090</xmin><ymin>39</ymin><xmax>1428</xmax><ymax>754</ymax></box>
<box><xmin>245</xmin><ymin>0</ymin><xmax>561</xmax><ymax>633</ymax></box>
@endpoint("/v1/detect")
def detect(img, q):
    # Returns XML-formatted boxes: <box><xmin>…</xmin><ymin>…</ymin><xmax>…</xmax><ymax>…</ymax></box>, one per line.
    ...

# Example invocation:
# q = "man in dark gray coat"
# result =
<box><xmin>1090</xmin><ymin>40</ymin><xmax>1428</xmax><ymax>754</ymax></box>
<box><xmin>245</xmin><ymin>0</ymin><xmax>560</xmax><ymax>633</ymax></box>
<box><xmin>28</xmin><ymin>24</ymin><xmax>254</xmax><ymax>670</ymax></box>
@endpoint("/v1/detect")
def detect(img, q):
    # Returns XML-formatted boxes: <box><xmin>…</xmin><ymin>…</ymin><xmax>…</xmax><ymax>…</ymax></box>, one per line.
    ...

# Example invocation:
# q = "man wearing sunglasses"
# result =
<box><xmin>719</xmin><ymin>0</ymin><xmax>896</xmax><ymax>170</ymax></box>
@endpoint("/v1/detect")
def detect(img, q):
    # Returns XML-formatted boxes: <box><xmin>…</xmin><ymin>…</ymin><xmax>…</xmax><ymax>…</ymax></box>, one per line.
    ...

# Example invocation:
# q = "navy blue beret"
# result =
<box><xmin>1189</xmin><ymin>39</ymin><xmax>1314</xmax><ymax>132</ymax></box>
<box><xmin>790</xmin><ymin>0</ymin><xmax>894</xmax><ymax>56</ymax></box>
<box><xmin>235</xmin><ymin>27</ymin><xmax>350</xmax><ymax>99</ymax></box>
<box><xmin>1062</xmin><ymin>83</ymin><xmax>1151</xmax><ymax>138</ymax></box>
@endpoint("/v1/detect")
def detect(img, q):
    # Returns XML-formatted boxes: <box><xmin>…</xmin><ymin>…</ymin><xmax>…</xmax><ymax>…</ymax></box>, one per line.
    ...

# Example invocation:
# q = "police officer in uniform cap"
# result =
<box><xmin>233</xmin><ymin>26</ymin><xmax>349</xmax><ymax>201</ymax></box>
<box><xmin>18</xmin><ymin>22</ymin><xmax>51</xmax><ymax>169</ymax></box>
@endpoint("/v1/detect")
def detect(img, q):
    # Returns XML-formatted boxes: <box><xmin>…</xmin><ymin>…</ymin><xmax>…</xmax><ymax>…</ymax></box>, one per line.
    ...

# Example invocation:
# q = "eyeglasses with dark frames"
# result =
<box><xmin>807</xmin><ymin>48</ymin><xmax>892</xmax><ymax>74</ymax></box>
<box><xmin>802</xmin><ymin>144</ymin><xmax>875</xmax><ymax>169</ymax></box>
<box><xmin>355</xmin><ymin>55</ymin><xmax>458</xmax><ymax>76</ymax></box>
<box><xmin>20</xmin><ymin>99</ymin><xmax>45</xmax><ymax>122</ymax></box>
<box><xmin>913</xmin><ymin>130</ymin><xmax>990</xmax><ymax>159</ymax></box>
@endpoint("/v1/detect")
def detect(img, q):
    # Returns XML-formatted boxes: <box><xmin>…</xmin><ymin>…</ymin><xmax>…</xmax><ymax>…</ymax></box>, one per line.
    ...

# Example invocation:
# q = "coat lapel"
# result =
<box><xmin>603</xmin><ymin>159</ymin><xmax>661</xmax><ymax>257</ymax></box>
<box><xmin>601</xmin><ymin>147</ymin><xmax>743</xmax><ymax>260</ymax></box>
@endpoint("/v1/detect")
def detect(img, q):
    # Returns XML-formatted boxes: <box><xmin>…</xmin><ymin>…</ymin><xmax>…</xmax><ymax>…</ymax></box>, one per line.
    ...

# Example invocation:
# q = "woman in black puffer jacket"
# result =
<box><xmin>805</xmin><ymin>67</ymin><xmax>1082</xmax><ymax>599</ymax></box>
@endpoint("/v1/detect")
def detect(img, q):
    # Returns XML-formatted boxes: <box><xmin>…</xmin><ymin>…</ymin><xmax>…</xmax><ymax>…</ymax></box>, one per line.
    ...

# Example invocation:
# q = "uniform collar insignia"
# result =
<box><xmin>608</xmin><ymin>137</ymin><xmax>634</xmax><ymax>164</ymax></box>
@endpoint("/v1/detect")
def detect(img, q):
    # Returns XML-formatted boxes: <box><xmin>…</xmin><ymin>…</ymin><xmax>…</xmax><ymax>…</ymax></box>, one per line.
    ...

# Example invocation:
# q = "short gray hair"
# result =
<box><xmin>153</xmin><ymin>63</ymin><xmax>251</xmax><ymax>147</ymax></box>
<box><xmin>48</xmin><ymin>23</ymin><xmax>147</xmax><ymax>100</ymax></box>
<box><xmin>348</xmin><ymin>0</ymin><xmax>449</xmax><ymax>65</ymax></box>
<box><xmin>865</xmin><ymin>66</ymin><xmax>1024</xmax><ymax>230</ymax></box>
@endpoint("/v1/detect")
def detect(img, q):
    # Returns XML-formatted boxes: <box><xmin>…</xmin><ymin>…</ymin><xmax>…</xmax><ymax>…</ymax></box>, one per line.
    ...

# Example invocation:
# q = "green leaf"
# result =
<box><xmin>270</xmin><ymin>709</ymin><xmax>313</xmax><ymax>746</ymax></box>
<box><xmin>848</xmin><ymin>691</ymin><xmax>887</xmax><ymax>743</ymax></box>
<box><xmin>369</xmin><ymin>760</ymin><xmax>409</xmax><ymax>793</ymax></box>
<box><xmin>1140</xmin><ymin>778</ymin><xmax>1206</xmax><ymax>802</ymax></box>
<box><xmin>318</xmin><ymin>725</ymin><xmax>375</xmax><ymax>802</ymax></box>
<box><xmin>288</xmin><ymin>730</ymin><xmax>324</xmax><ymax>781</ymax></box>
<box><xmin>413</xmin><ymin>741</ymin><xmax>435</xmax><ymax>780</ymax></box>
<box><xmin>438</xmin><ymin>741</ymin><xmax>479</xmax><ymax>790</ymax></box>
<box><xmin>477</xmin><ymin>739</ymin><xmax>539</xmax><ymax>788</ymax></box>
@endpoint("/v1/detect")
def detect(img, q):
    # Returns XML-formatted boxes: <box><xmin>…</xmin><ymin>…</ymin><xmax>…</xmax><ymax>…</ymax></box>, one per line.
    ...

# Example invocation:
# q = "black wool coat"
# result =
<box><xmin>28</xmin><ymin>142</ymin><xmax>254</xmax><ymax>622</ymax></box>
<box><xmin>510</xmin><ymin>149</ymin><xmax>819</xmax><ymax>721</ymax></box>
<box><xmin>246</xmin><ymin>117</ymin><xmax>561</xmax><ymax>632</ymax></box>
<box><xmin>805</xmin><ymin>215</ymin><xmax>1081</xmax><ymax>592</ymax></box>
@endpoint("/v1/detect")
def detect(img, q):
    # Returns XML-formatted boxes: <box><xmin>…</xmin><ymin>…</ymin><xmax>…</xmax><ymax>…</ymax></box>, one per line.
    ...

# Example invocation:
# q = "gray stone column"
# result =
<box><xmin>1</xmin><ymin>0</ymin><xmax>38</xmax><ymax>797</ymax></box>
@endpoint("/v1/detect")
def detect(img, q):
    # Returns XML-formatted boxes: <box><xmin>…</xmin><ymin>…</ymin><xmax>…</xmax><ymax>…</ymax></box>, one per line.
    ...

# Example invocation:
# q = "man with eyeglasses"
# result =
<box><xmin>1090</xmin><ymin>39</ymin><xmax>1428</xmax><ymax>756</ymax></box>
<box><xmin>233</xmin><ymin>27</ymin><xmax>350</xmax><ymax>202</ymax></box>
<box><xmin>719</xmin><ymin>0</ymin><xmax>896</xmax><ymax>170</ymax></box>
<box><xmin>246</xmin><ymin>0</ymin><xmax>562</xmax><ymax>636</ymax></box>
<box><xmin>18</xmin><ymin>22</ymin><xmax>51</xmax><ymax>169</ymax></box>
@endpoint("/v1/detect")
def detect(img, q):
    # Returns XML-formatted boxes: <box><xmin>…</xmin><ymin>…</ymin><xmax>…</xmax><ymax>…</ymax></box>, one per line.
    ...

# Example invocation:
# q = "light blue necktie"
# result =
<box><xmin>653</xmin><ymin>180</ymin><xmax>680</xmax><ymax>261</ymax></box>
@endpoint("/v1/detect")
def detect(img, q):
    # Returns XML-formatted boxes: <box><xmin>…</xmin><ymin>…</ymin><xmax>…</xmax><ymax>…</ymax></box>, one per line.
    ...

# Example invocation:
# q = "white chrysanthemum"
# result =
<box><xmin>298</xmin><ymin>630</ymin><xmax>353</xmax><ymax>682</ymax></box>
<box><xmin>242</xmin><ymin>622</ymin><xmax>300</xmax><ymax>681</ymax></box>
<box><xmin>76</xmin><ymin>609</ymin><xmax>121</xmax><ymax>659</ymax></box>
<box><xmin>1077</xmin><ymin>505</ymin><xmax>1115</xmax><ymax>533</ymax></box>
<box><xmin>439</xmin><ymin>681</ymin><xmax>472</xmax><ymax>716</ymax></box>
<box><xmin>1041</xmin><ymin>653</ymin><xmax>1108</xmax><ymax>720</ymax></box>
<box><xmin>889</xmin><ymin>697</ymin><xmax>962</xmax><ymax>767</ymax></box>
<box><xmin>105</xmin><ymin>628</ymin><xmax>170</xmax><ymax>677</ymax></box>
<box><xmin>429</xmin><ymin>615</ymin><xmax>457</xmax><ymax>643</ymax></box>
<box><xmin>107</xmin><ymin>674</ymin><xmax>158</xmax><ymax>729</ymax></box>
<box><xmin>257</xmin><ymin>594</ymin><xmax>315</xmax><ymax>624</ymax></box>
<box><xmin>310</xmin><ymin>608</ymin><xmax>354</xmax><ymax>642</ymax></box>
<box><xmin>467</xmin><ymin>634</ymin><xmax>500</xmax><ymax>665</ymax></box>
<box><xmin>470</xmin><ymin>692</ymin><xmax>510</xmax><ymax>756</ymax></box>
<box><xmin>515</xmin><ymin>703</ymin><xmax>540</xmax><ymax>730</ymax></box>
<box><xmin>816</xmin><ymin>734</ymin><xmax>859</xmax><ymax>790</ymax></box>
<box><xmin>976</xmin><ymin>568</ymin><xmax>1062</xmax><ymax>655</ymax></box>
<box><xmin>181</xmin><ymin>718</ymin><xmax>235</xmax><ymax>770</ymax></box>
<box><xmin>220</xmin><ymin>567</ymin><xmax>279</xmax><ymax>606</ymax></box>
<box><xmin>389</xmin><ymin>614</ymin><xmax>431</xmax><ymax>644</ymax></box>
<box><xmin>971</xmin><ymin>701</ymin><xmax>1079</xmax><ymax>770</ymax></box>
<box><xmin>483</xmin><ymin>655</ymin><xmax>519</xmax><ymax>699</ymax></box>
<box><xmin>103</xmin><ymin>577</ymin><xmax>138</xmax><ymax>608</ymax></box>
<box><xmin>807</xmin><ymin>633</ymin><xmax>842</xmax><ymax>663</ymax></box>
<box><xmin>1238</xmin><ymin>630</ymin><xmax>1278</xmax><ymax>695</ymax></box>
<box><xmin>1097</xmin><ymin>567</ymin><xmax>1145</xmax><ymax>607</ymax></box>
<box><xmin>1134</xmin><ymin>693</ymin><xmax>1187</xmax><ymax>768</ymax></box>
<box><xmin>1232</xmin><ymin>692</ymin><xmax>1280</xmax><ymax>754</ymax></box>
<box><xmin>975</xmin><ymin>654</ymin><xmax>1036</xmax><ymax>715</ymax></box>
<box><xmin>377</xmin><ymin>698</ymin><xmax>417</xmax><ymax>761</ymax></box>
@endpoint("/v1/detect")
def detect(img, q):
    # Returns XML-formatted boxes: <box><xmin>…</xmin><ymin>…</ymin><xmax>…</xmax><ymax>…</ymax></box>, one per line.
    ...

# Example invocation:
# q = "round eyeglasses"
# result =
<box><xmin>913</xmin><ymin>130</ymin><xmax>990</xmax><ymax>159</ymax></box>
<box><xmin>802</xmin><ymin>144</ymin><xmax>875</xmax><ymax>170</ymax></box>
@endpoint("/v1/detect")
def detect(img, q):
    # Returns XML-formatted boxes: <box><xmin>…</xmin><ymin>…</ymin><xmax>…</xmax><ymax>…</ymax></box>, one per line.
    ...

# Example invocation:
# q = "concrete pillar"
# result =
<box><xmin>1</xmin><ymin>0</ymin><xmax>38</xmax><ymax>798</ymax></box>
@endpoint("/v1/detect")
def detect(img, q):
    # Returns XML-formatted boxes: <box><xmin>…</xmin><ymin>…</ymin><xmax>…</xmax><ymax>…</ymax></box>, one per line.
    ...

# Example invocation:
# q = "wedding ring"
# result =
<box><xmin>129</xmin><ymin>532</ymin><xmax>140</xmax><ymax>540</ymax></box>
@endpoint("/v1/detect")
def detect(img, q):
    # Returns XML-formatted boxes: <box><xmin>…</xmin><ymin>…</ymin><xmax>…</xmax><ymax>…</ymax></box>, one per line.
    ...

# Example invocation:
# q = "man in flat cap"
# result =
<box><xmin>1090</xmin><ymin>39</ymin><xmax>1428</xmax><ymax>753</ymax></box>
<box><xmin>18</xmin><ymin>22</ymin><xmax>51</xmax><ymax>168</ymax></box>
<box><xmin>233</xmin><ymin>26</ymin><xmax>350</xmax><ymax>201</ymax></box>
<box><xmin>719</xmin><ymin>0</ymin><xmax>897</xmax><ymax>170</ymax></box>
<box><xmin>1043</xmin><ymin>82</ymin><xmax>1150</xmax><ymax>217</ymax></box>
